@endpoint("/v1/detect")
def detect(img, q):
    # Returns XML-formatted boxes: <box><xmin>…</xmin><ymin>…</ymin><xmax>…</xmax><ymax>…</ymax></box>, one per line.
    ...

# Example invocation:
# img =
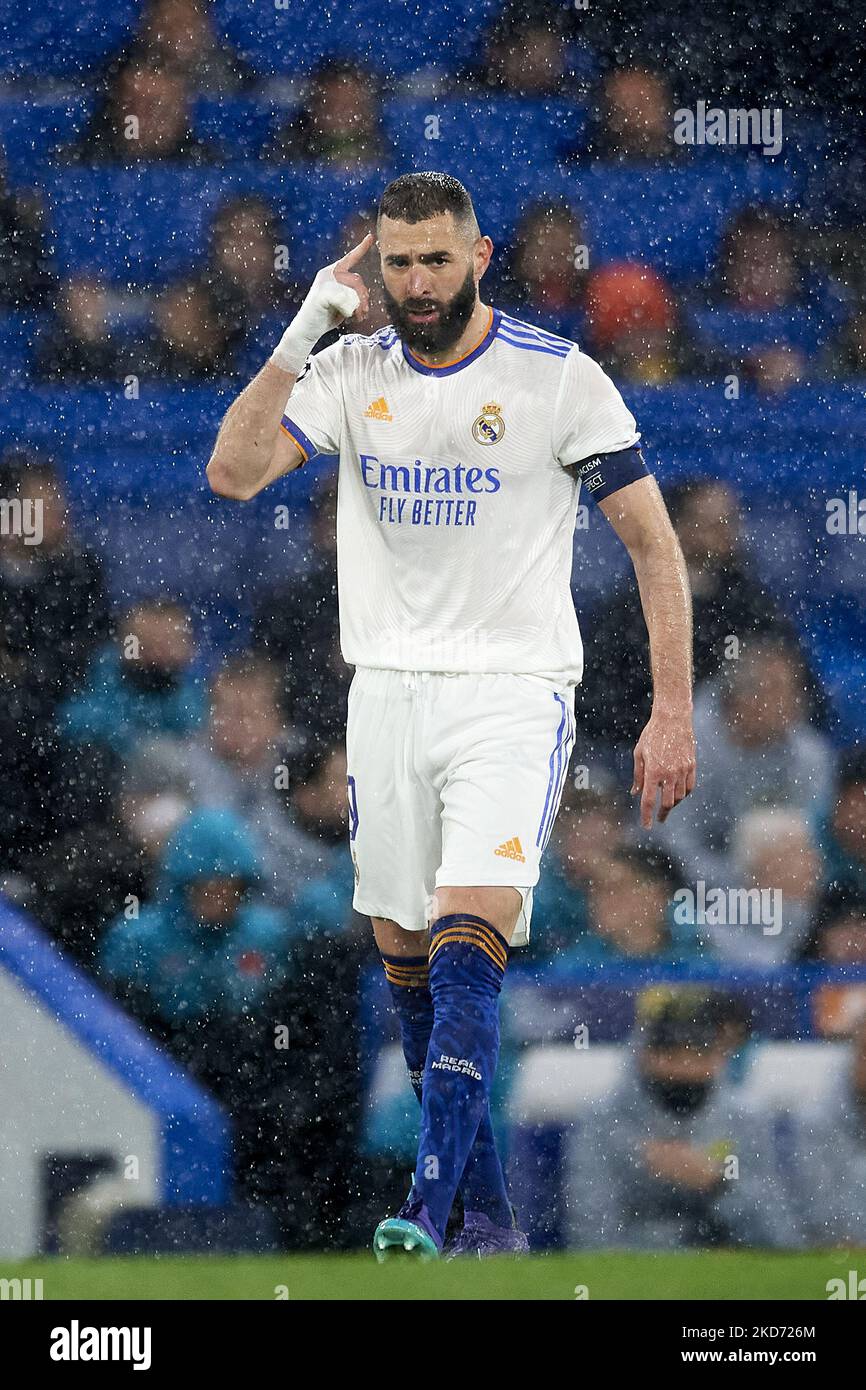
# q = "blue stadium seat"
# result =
<box><xmin>777</xmin><ymin>114</ymin><xmax>854</xmax><ymax>225</ymax></box>
<box><xmin>212</xmin><ymin>0</ymin><xmax>352</xmax><ymax>76</ymax></box>
<box><xmin>382</xmin><ymin>96</ymin><xmax>588</xmax><ymax>170</ymax></box>
<box><xmin>325</xmin><ymin>0</ymin><xmax>493</xmax><ymax>77</ymax></box>
<box><xmin>0</xmin><ymin>0</ymin><xmax>138</xmax><ymax>77</ymax></box>
<box><xmin>0</xmin><ymin>96</ymin><xmax>283</xmax><ymax>185</ymax></box>
<box><xmin>817</xmin><ymin>649</ymin><xmax>866</xmax><ymax>745</ymax></box>
<box><xmin>0</xmin><ymin>98</ymin><xmax>92</xmax><ymax>186</ymax></box>
<box><xmin>212</xmin><ymin>0</ymin><xmax>500</xmax><ymax>77</ymax></box>
<box><xmin>687</xmin><ymin>304</ymin><xmax>827</xmax><ymax>359</ymax></box>
<box><xmin>557</xmin><ymin>164</ymin><xmax>796</xmax><ymax>282</ymax></box>
<box><xmin>0</xmin><ymin>312</ymin><xmax>46</xmax><ymax>382</ymax></box>
<box><xmin>191</xmin><ymin>95</ymin><xmax>285</xmax><ymax>160</ymax></box>
<box><xmin>43</xmin><ymin>167</ymin><xmax>239</xmax><ymax>286</ymax></box>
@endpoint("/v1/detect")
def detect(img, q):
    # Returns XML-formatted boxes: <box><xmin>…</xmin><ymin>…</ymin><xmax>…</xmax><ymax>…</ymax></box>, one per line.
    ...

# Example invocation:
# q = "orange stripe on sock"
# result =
<box><xmin>429</xmin><ymin>932</ymin><xmax>507</xmax><ymax>972</ymax></box>
<box><xmin>430</xmin><ymin>921</ymin><xmax>508</xmax><ymax>964</ymax></box>
<box><xmin>430</xmin><ymin>924</ymin><xmax>508</xmax><ymax>961</ymax></box>
<box><xmin>435</xmin><ymin>918</ymin><xmax>508</xmax><ymax>947</ymax></box>
<box><xmin>383</xmin><ymin>963</ymin><xmax>430</xmax><ymax>987</ymax></box>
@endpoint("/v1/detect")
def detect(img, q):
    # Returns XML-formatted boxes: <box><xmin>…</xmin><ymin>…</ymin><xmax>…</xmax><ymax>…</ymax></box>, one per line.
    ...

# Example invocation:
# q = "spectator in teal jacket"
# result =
<box><xmin>549</xmin><ymin>847</ymin><xmax>704</xmax><ymax>969</ymax></box>
<box><xmin>99</xmin><ymin>805</ymin><xmax>290</xmax><ymax>1027</ymax></box>
<box><xmin>530</xmin><ymin>779</ymin><xmax>630</xmax><ymax>963</ymax></box>
<box><xmin>61</xmin><ymin>597</ymin><xmax>205</xmax><ymax>757</ymax></box>
<box><xmin>820</xmin><ymin>748</ymin><xmax>866</xmax><ymax>899</ymax></box>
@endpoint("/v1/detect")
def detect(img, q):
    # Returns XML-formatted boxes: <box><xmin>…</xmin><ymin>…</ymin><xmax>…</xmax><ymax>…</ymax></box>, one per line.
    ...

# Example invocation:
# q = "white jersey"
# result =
<box><xmin>280</xmin><ymin>306</ymin><xmax>642</xmax><ymax>686</ymax></box>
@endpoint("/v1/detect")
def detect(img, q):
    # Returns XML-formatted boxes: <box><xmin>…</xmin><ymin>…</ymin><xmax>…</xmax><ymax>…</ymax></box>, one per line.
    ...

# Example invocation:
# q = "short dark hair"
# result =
<box><xmin>612</xmin><ymin>846</ymin><xmax>683</xmax><ymax>896</ymax></box>
<box><xmin>211</xmin><ymin>653</ymin><xmax>280</xmax><ymax>703</ymax></box>
<box><xmin>291</xmin><ymin>735</ymin><xmax>344</xmax><ymax>789</ymax></box>
<box><xmin>0</xmin><ymin>446</ymin><xmax>58</xmax><ymax>494</ymax></box>
<box><xmin>378</xmin><ymin>172</ymin><xmax>479</xmax><ymax>237</ymax></box>
<box><xmin>126</xmin><ymin>595</ymin><xmax>188</xmax><ymax>622</ymax></box>
<box><xmin>310</xmin><ymin>57</ymin><xmax>377</xmax><ymax>90</ymax></box>
<box><xmin>837</xmin><ymin>746</ymin><xmax>866</xmax><ymax>793</ymax></box>
<box><xmin>818</xmin><ymin>881</ymin><xmax>866</xmax><ymax>930</ymax></box>
<box><xmin>663</xmin><ymin>475</ymin><xmax>736</xmax><ymax>526</ymax></box>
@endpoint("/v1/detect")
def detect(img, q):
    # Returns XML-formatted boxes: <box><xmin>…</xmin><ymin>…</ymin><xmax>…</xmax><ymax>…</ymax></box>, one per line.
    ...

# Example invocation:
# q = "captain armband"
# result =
<box><xmin>570</xmin><ymin>445</ymin><xmax>650</xmax><ymax>503</ymax></box>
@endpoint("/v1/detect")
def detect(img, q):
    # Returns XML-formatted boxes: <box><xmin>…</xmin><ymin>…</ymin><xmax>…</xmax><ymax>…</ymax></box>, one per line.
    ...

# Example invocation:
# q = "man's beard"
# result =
<box><xmin>383</xmin><ymin>265</ymin><xmax>478</xmax><ymax>354</ymax></box>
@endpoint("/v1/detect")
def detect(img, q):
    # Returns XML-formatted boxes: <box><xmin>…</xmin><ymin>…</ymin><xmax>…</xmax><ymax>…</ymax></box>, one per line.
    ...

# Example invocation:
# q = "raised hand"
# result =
<box><xmin>270</xmin><ymin>230</ymin><xmax>374</xmax><ymax>373</ymax></box>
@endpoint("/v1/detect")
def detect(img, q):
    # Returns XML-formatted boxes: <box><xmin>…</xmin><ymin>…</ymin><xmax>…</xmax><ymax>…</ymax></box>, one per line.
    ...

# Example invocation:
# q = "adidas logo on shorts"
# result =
<box><xmin>494</xmin><ymin>836</ymin><xmax>525</xmax><ymax>863</ymax></box>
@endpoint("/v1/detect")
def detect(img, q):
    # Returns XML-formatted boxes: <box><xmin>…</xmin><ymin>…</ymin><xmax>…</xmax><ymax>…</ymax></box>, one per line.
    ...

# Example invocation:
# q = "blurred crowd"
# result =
<box><xmin>1</xmin><ymin>0</ymin><xmax>865</xmax><ymax>392</ymax></box>
<box><xmin>0</xmin><ymin>443</ymin><xmax>389</xmax><ymax>1244</ymax></box>
<box><xmin>2</xmin><ymin>439</ymin><xmax>865</xmax><ymax>1246</ymax></box>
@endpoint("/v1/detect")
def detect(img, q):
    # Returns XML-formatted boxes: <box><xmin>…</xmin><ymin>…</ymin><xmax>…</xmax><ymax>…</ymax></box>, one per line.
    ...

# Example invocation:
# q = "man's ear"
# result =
<box><xmin>475</xmin><ymin>235</ymin><xmax>494</xmax><ymax>279</ymax></box>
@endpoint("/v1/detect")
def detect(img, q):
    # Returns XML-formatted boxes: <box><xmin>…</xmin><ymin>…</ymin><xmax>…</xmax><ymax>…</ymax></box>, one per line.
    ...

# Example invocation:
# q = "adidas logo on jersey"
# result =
<box><xmin>494</xmin><ymin>836</ymin><xmax>525</xmax><ymax>863</ymax></box>
<box><xmin>363</xmin><ymin>396</ymin><xmax>392</xmax><ymax>421</ymax></box>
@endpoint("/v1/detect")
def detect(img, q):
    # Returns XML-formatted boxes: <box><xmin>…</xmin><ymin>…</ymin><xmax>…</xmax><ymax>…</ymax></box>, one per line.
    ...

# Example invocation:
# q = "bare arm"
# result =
<box><xmin>206</xmin><ymin>360</ymin><xmax>305</xmax><ymax>500</ymax></box>
<box><xmin>598</xmin><ymin>474</ymin><xmax>697</xmax><ymax>827</ymax></box>
<box><xmin>206</xmin><ymin>233</ymin><xmax>373</xmax><ymax>501</ymax></box>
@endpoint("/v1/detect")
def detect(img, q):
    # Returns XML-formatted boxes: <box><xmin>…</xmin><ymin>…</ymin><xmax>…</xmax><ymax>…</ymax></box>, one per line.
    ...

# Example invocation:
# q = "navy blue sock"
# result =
<box><xmin>381</xmin><ymin>955</ymin><xmax>432</xmax><ymax>1101</ymax></box>
<box><xmin>461</xmin><ymin>1116</ymin><xmax>513</xmax><ymax>1227</ymax></box>
<box><xmin>382</xmin><ymin>953</ymin><xmax>513</xmax><ymax>1228</ymax></box>
<box><xmin>411</xmin><ymin>915</ymin><xmax>508</xmax><ymax>1242</ymax></box>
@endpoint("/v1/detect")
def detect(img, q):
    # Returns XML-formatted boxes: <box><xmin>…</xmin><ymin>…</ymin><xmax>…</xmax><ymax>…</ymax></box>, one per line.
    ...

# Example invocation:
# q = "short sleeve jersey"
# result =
<box><xmin>280</xmin><ymin>307</ymin><xmax>646</xmax><ymax>685</ymax></box>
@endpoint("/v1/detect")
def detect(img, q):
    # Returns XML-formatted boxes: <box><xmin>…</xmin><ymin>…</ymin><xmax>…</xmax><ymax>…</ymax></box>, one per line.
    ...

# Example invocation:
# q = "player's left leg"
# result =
<box><xmin>417</xmin><ymin>886</ymin><xmax>524</xmax><ymax>1252</ymax></box>
<box><xmin>374</xmin><ymin>885</ymin><xmax>525</xmax><ymax>1261</ymax></box>
<box><xmin>375</xmin><ymin>911</ymin><xmax>514</xmax><ymax>1258</ymax></box>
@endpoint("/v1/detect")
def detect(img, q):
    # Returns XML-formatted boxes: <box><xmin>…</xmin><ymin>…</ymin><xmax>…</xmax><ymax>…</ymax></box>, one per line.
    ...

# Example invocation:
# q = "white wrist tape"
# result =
<box><xmin>270</xmin><ymin>323</ymin><xmax>319</xmax><ymax>375</ymax></box>
<box><xmin>270</xmin><ymin>264</ymin><xmax>360</xmax><ymax>374</ymax></box>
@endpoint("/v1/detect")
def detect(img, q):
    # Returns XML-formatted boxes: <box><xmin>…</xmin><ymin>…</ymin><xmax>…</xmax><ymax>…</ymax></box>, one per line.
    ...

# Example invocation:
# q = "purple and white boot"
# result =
<box><xmin>444</xmin><ymin>1209</ymin><xmax>530</xmax><ymax>1260</ymax></box>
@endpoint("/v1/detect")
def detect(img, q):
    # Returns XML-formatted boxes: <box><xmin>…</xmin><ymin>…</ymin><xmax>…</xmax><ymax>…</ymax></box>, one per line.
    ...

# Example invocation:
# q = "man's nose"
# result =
<box><xmin>406</xmin><ymin>265</ymin><xmax>434</xmax><ymax>297</ymax></box>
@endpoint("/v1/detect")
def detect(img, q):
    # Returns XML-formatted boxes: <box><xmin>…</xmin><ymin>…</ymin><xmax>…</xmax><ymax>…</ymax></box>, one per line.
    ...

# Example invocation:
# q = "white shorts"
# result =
<box><xmin>345</xmin><ymin>666</ymin><xmax>576</xmax><ymax>947</ymax></box>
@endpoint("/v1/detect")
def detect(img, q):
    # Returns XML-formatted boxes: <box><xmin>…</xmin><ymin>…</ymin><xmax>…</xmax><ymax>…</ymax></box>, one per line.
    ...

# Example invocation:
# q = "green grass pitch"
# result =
<box><xmin>2</xmin><ymin>1251</ymin><xmax>862</xmax><ymax>1300</ymax></box>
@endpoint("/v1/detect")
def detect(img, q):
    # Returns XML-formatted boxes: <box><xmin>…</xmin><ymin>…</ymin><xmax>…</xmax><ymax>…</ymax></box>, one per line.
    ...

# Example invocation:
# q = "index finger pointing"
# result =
<box><xmin>336</xmin><ymin>232</ymin><xmax>374</xmax><ymax>270</ymax></box>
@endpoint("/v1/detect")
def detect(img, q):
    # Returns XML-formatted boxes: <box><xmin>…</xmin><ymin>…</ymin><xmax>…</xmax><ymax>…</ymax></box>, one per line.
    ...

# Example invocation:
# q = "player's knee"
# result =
<box><xmin>430</xmin><ymin>886</ymin><xmax>522</xmax><ymax>943</ymax></box>
<box><xmin>372</xmin><ymin>916</ymin><xmax>430</xmax><ymax>958</ymax></box>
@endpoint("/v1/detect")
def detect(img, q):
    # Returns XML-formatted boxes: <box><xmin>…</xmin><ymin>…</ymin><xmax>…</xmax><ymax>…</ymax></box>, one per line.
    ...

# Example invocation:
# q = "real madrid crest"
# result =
<box><xmin>471</xmin><ymin>401</ymin><xmax>505</xmax><ymax>446</ymax></box>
